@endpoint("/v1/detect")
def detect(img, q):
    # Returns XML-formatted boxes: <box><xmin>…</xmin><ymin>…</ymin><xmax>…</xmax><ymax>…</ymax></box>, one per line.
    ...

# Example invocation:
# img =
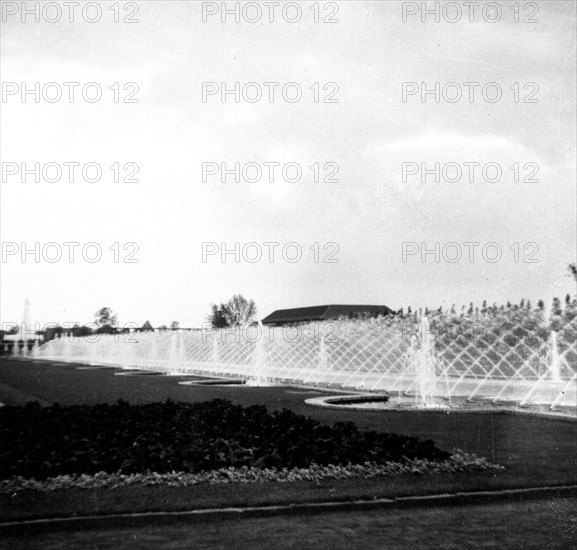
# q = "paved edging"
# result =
<box><xmin>1</xmin><ymin>484</ymin><xmax>577</xmax><ymax>535</ymax></box>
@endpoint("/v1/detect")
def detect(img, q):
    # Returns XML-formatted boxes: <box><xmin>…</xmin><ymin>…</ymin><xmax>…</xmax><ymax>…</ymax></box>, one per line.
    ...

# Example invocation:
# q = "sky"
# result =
<box><xmin>1</xmin><ymin>0</ymin><xmax>576</xmax><ymax>329</ymax></box>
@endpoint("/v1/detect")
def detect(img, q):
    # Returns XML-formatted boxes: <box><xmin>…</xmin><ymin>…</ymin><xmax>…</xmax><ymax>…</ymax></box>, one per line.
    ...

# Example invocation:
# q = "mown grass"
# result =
<box><xmin>0</xmin><ymin>358</ymin><xmax>576</xmax><ymax>523</ymax></box>
<box><xmin>3</xmin><ymin>498</ymin><xmax>577</xmax><ymax>550</ymax></box>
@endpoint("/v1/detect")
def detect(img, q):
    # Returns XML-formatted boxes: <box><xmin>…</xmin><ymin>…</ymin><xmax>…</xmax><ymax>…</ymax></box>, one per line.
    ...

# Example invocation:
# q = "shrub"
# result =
<box><xmin>0</xmin><ymin>399</ymin><xmax>450</xmax><ymax>479</ymax></box>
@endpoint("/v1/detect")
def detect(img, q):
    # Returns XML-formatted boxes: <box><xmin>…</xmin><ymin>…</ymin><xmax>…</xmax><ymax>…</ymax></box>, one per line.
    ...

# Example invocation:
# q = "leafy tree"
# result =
<box><xmin>568</xmin><ymin>263</ymin><xmax>577</xmax><ymax>282</ymax></box>
<box><xmin>0</xmin><ymin>324</ymin><xmax>19</xmax><ymax>341</ymax></box>
<box><xmin>94</xmin><ymin>307</ymin><xmax>118</xmax><ymax>334</ymax></box>
<box><xmin>537</xmin><ymin>300</ymin><xmax>545</xmax><ymax>310</ymax></box>
<box><xmin>170</xmin><ymin>321</ymin><xmax>180</xmax><ymax>330</ymax></box>
<box><xmin>208</xmin><ymin>303</ymin><xmax>232</xmax><ymax>329</ymax></box>
<box><xmin>226</xmin><ymin>294</ymin><xmax>257</xmax><ymax>326</ymax></box>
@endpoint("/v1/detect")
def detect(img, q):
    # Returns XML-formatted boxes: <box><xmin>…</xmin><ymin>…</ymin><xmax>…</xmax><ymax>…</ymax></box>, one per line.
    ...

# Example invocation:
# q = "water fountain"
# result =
<box><xmin>246</xmin><ymin>322</ymin><xmax>270</xmax><ymax>386</ymax></box>
<box><xmin>548</xmin><ymin>330</ymin><xmax>563</xmax><ymax>383</ymax></box>
<box><xmin>22</xmin><ymin>306</ymin><xmax>577</xmax><ymax>417</ymax></box>
<box><xmin>411</xmin><ymin>317</ymin><xmax>438</xmax><ymax>404</ymax></box>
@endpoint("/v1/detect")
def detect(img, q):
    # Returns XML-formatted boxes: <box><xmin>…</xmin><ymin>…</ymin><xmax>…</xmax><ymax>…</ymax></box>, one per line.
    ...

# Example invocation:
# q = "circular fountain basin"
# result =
<box><xmin>115</xmin><ymin>370</ymin><xmax>166</xmax><ymax>376</ymax></box>
<box><xmin>178</xmin><ymin>379</ymin><xmax>247</xmax><ymax>386</ymax></box>
<box><xmin>76</xmin><ymin>365</ymin><xmax>117</xmax><ymax>370</ymax></box>
<box><xmin>305</xmin><ymin>394</ymin><xmax>577</xmax><ymax>419</ymax></box>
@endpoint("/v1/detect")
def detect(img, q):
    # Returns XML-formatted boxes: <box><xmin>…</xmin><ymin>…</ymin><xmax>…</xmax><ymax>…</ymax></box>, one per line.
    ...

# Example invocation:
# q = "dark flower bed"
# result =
<box><xmin>0</xmin><ymin>399</ymin><xmax>450</xmax><ymax>480</ymax></box>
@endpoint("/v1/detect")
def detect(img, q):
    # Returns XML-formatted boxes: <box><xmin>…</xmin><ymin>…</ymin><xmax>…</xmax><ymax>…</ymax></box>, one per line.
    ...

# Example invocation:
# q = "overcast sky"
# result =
<box><xmin>1</xmin><ymin>0</ymin><xmax>575</xmax><ymax>329</ymax></box>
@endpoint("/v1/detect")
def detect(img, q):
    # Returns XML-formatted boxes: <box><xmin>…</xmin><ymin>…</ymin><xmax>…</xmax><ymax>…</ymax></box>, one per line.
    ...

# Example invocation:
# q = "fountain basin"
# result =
<box><xmin>115</xmin><ymin>370</ymin><xmax>165</xmax><ymax>376</ymax></box>
<box><xmin>305</xmin><ymin>394</ymin><xmax>577</xmax><ymax>419</ymax></box>
<box><xmin>178</xmin><ymin>379</ymin><xmax>247</xmax><ymax>386</ymax></box>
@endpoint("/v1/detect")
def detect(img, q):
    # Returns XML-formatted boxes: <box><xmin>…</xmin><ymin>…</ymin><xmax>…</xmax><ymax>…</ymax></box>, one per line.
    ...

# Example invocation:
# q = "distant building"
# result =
<box><xmin>139</xmin><ymin>321</ymin><xmax>155</xmax><ymax>332</ymax></box>
<box><xmin>261</xmin><ymin>304</ymin><xmax>394</xmax><ymax>326</ymax></box>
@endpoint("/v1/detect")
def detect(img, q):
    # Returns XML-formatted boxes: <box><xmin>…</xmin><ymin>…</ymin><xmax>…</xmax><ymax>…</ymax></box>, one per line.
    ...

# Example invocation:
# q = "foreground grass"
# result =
<box><xmin>1</xmin><ymin>359</ymin><xmax>576</xmax><ymax>524</ymax></box>
<box><xmin>2</xmin><ymin>498</ymin><xmax>576</xmax><ymax>550</ymax></box>
<box><xmin>0</xmin><ymin>468</ymin><xmax>570</xmax><ymax>523</ymax></box>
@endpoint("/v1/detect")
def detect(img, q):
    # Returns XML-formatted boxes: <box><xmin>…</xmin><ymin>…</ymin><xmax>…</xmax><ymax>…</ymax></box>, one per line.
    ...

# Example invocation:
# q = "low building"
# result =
<box><xmin>261</xmin><ymin>304</ymin><xmax>394</xmax><ymax>326</ymax></box>
<box><xmin>138</xmin><ymin>321</ymin><xmax>155</xmax><ymax>332</ymax></box>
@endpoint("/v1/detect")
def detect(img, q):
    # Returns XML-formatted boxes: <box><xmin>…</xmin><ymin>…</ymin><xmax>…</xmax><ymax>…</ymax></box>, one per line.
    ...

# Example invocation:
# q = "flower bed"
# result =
<box><xmin>0</xmin><ymin>450</ymin><xmax>504</xmax><ymax>493</ymax></box>
<box><xmin>0</xmin><ymin>399</ymin><xmax>503</xmax><ymax>489</ymax></box>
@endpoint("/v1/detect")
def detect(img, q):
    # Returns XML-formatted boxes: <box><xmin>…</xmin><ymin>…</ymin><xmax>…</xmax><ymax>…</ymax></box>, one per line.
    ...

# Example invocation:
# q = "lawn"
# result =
<box><xmin>2</xmin><ymin>498</ymin><xmax>576</xmax><ymax>550</ymax></box>
<box><xmin>0</xmin><ymin>358</ymin><xmax>576</xmax><ymax>523</ymax></box>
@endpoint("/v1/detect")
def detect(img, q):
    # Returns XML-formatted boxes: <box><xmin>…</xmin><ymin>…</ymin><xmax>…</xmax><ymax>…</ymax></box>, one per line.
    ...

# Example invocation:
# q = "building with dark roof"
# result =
<box><xmin>261</xmin><ymin>304</ymin><xmax>394</xmax><ymax>326</ymax></box>
<box><xmin>139</xmin><ymin>321</ymin><xmax>155</xmax><ymax>332</ymax></box>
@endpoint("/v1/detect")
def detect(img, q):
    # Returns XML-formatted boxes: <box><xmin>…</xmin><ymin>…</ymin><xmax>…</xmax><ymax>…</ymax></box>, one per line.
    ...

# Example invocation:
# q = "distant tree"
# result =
<box><xmin>94</xmin><ymin>307</ymin><xmax>117</xmax><ymax>329</ymax></box>
<box><xmin>158</xmin><ymin>325</ymin><xmax>168</xmax><ymax>331</ymax></box>
<box><xmin>208</xmin><ymin>303</ymin><xmax>232</xmax><ymax>329</ymax></box>
<box><xmin>519</xmin><ymin>298</ymin><xmax>525</xmax><ymax>309</ymax></box>
<box><xmin>526</xmin><ymin>300</ymin><xmax>532</xmax><ymax>310</ymax></box>
<box><xmin>225</xmin><ymin>294</ymin><xmax>257</xmax><ymax>326</ymax></box>
<box><xmin>566</xmin><ymin>294</ymin><xmax>572</xmax><ymax>306</ymax></box>
<box><xmin>72</xmin><ymin>324</ymin><xmax>94</xmax><ymax>337</ymax></box>
<box><xmin>170</xmin><ymin>321</ymin><xmax>180</xmax><ymax>330</ymax></box>
<box><xmin>450</xmin><ymin>304</ymin><xmax>456</xmax><ymax>314</ymax></box>
<box><xmin>568</xmin><ymin>263</ymin><xmax>577</xmax><ymax>282</ymax></box>
<box><xmin>0</xmin><ymin>324</ymin><xmax>19</xmax><ymax>341</ymax></box>
<box><xmin>537</xmin><ymin>300</ymin><xmax>545</xmax><ymax>310</ymax></box>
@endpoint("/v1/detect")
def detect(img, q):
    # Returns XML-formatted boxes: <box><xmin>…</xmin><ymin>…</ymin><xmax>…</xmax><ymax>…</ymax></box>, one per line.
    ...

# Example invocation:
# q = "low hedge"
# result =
<box><xmin>0</xmin><ymin>399</ymin><xmax>451</xmax><ymax>480</ymax></box>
